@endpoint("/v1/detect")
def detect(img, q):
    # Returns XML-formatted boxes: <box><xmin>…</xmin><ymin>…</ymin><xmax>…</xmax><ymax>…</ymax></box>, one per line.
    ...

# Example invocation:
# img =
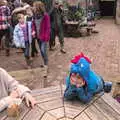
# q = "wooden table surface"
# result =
<box><xmin>0</xmin><ymin>85</ymin><xmax>120</xmax><ymax>120</ymax></box>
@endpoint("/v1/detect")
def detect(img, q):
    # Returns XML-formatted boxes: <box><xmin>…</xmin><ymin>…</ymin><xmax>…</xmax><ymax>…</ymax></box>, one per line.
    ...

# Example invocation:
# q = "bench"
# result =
<box><xmin>63</xmin><ymin>21</ymin><xmax>96</xmax><ymax>37</ymax></box>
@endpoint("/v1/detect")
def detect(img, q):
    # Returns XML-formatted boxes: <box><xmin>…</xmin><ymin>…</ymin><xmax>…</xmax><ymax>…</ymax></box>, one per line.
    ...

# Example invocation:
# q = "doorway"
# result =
<box><xmin>99</xmin><ymin>0</ymin><xmax>116</xmax><ymax>16</ymax></box>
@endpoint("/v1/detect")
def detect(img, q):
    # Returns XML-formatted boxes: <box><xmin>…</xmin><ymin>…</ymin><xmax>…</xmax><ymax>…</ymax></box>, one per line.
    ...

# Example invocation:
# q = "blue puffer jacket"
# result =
<box><xmin>64</xmin><ymin>58</ymin><xmax>103</xmax><ymax>103</ymax></box>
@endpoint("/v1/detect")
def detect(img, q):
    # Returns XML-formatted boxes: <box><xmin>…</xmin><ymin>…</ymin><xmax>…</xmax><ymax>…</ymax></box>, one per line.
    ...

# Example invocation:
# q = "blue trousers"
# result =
<box><xmin>38</xmin><ymin>40</ymin><xmax>48</xmax><ymax>65</ymax></box>
<box><xmin>22</xmin><ymin>41</ymin><xmax>30</xmax><ymax>58</ymax></box>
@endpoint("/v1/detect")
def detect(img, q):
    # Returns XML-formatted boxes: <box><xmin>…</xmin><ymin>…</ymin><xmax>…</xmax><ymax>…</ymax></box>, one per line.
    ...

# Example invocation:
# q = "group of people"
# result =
<box><xmin>0</xmin><ymin>0</ymin><xmax>66</xmax><ymax>76</ymax></box>
<box><xmin>0</xmin><ymin>0</ymin><xmax>113</xmax><ymax>115</ymax></box>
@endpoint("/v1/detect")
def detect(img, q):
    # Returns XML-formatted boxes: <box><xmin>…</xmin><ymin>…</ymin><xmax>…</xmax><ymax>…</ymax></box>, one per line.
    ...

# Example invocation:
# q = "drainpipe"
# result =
<box><xmin>85</xmin><ymin>0</ymin><xmax>88</xmax><ymax>17</ymax></box>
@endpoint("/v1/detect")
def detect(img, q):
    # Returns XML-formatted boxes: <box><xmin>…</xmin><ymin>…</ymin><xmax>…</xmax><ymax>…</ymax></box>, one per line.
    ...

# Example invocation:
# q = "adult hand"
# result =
<box><xmin>24</xmin><ymin>93</ymin><xmax>36</xmax><ymax>108</ymax></box>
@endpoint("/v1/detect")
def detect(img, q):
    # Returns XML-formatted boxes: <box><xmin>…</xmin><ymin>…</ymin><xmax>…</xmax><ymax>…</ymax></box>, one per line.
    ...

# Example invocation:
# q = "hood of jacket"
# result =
<box><xmin>70</xmin><ymin>57</ymin><xmax>90</xmax><ymax>83</ymax></box>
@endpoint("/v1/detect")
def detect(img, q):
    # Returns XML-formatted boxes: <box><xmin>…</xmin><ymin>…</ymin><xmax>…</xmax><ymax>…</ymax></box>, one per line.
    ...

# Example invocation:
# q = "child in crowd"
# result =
<box><xmin>13</xmin><ymin>13</ymin><xmax>33</xmax><ymax>69</ymax></box>
<box><xmin>0</xmin><ymin>67</ymin><xmax>36</xmax><ymax>112</ymax></box>
<box><xmin>64</xmin><ymin>53</ymin><xmax>112</xmax><ymax>103</ymax></box>
<box><xmin>24</xmin><ymin>4</ymin><xmax>38</xmax><ymax>58</ymax></box>
<box><xmin>32</xmin><ymin>1</ymin><xmax>50</xmax><ymax>77</ymax></box>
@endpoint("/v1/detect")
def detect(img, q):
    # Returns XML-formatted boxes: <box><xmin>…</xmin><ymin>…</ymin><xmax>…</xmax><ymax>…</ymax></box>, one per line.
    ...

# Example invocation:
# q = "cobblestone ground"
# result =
<box><xmin>0</xmin><ymin>19</ymin><xmax>120</xmax><ymax>89</ymax></box>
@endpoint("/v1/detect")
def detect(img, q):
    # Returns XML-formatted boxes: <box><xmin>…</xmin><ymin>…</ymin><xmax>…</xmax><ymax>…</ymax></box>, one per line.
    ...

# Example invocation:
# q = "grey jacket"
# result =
<box><xmin>0</xmin><ymin>68</ymin><xmax>31</xmax><ymax>112</ymax></box>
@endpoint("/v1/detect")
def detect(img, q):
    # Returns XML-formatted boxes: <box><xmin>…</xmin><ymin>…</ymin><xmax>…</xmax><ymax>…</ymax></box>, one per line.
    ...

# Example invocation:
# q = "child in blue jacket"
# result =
<box><xmin>64</xmin><ymin>53</ymin><xmax>112</xmax><ymax>103</ymax></box>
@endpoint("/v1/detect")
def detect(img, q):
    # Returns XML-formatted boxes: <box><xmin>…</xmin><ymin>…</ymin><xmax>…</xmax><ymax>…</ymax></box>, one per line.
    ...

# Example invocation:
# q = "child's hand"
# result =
<box><xmin>32</xmin><ymin>31</ymin><xmax>35</xmax><ymax>38</ymax></box>
<box><xmin>76</xmin><ymin>81</ymin><xmax>85</xmax><ymax>88</ymax></box>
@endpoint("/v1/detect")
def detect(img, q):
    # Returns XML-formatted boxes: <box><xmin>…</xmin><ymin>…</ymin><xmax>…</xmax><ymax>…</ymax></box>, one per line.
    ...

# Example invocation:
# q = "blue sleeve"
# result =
<box><xmin>65</xmin><ymin>76</ymin><xmax>70</xmax><ymax>88</ymax></box>
<box><xmin>77</xmin><ymin>87</ymin><xmax>93</xmax><ymax>103</ymax></box>
<box><xmin>64</xmin><ymin>76</ymin><xmax>77</xmax><ymax>100</ymax></box>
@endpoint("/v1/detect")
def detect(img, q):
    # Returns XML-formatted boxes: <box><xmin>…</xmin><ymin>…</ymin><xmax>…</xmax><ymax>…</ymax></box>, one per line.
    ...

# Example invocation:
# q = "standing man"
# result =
<box><xmin>0</xmin><ymin>0</ymin><xmax>11</xmax><ymax>56</ymax></box>
<box><xmin>49</xmin><ymin>0</ymin><xmax>66</xmax><ymax>53</ymax></box>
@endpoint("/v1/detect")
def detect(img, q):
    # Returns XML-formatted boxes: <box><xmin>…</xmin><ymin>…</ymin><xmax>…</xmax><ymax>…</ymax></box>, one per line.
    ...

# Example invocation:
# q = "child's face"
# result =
<box><xmin>70</xmin><ymin>73</ymin><xmax>85</xmax><ymax>87</ymax></box>
<box><xmin>26</xmin><ymin>8</ymin><xmax>33</xmax><ymax>16</ymax></box>
<box><xmin>18</xmin><ymin>15</ymin><xmax>24</xmax><ymax>24</ymax></box>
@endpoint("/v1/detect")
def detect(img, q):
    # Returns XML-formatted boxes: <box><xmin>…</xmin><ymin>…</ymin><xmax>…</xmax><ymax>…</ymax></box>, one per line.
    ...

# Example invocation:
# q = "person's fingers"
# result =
<box><xmin>31</xmin><ymin>100</ymin><xmax>35</xmax><ymax>108</ymax></box>
<box><xmin>24</xmin><ymin>93</ymin><xmax>37</xmax><ymax>108</ymax></box>
<box><xmin>30</xmin><ymin>97</ymin><xmax>36</xmax><ymax>108</ymax></box>
<box><xmin>25</xmin><ymin>98</ymin><xmax>30</xmax><ymax>107</ymax></box>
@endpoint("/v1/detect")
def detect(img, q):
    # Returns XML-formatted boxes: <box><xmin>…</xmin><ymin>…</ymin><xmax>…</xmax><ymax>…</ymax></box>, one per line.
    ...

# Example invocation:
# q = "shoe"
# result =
<box><xmin>49</xmin><ymin>46</ymin><xmax>56</xmax><ymax>51</ymax></box>
<box><xmin>60</xmin><ymin>48</ymin><xmax>66</xmax><ymax>54</ymax></box>
<box><xmin>103</xmin><ymin>82</ymin><xmax>112</xmax><ymax>93</ymax></box>
<box><xmin>25</xmin><ymin>58</ymin><xmax>32</xmax><ymax>67</ymax></box>
<box><xmin>40</xmin><ymin>65</ymin><xmax>44</xmax><ymax>68</ymax></box>
<box><xmin>91</xmin><ymin>30</ymin><xmax>99</xmax><ymax>34</ymax></box>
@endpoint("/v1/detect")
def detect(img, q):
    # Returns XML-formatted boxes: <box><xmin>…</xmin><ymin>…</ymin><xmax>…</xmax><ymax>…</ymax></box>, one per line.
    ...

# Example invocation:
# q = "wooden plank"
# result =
<box><xmin>41</xmin><ymin>112</ymin><xmax>57</xmax><ymax>120</ymax></box>
<box><xmin>23</xmin><ymin>106</ymin><xmax>44</xmax><ymax>120</ymax></box>
<box><xmin>32</xmin><ymin>85</ymin><xmax>65</xmax><ymax>96</ymax></box>
<box><xmin>59</xmin><ymin>117</ymin><xmax>72</xmax><ymax>120</ymax></box>
<box><xmin>74</xmin><ymin>112</ymin><xmax>91</xmax><ymax>120</ymax></box>
<box><xmin>35</xmin><ymin>91</ymin><xmax>62</xmax><ymax>103</ymax></box>
<box><xmin>62</xmin><ymin>91</ymin><xmax>103</xmax><ymax>119</ymax></box>
<box><xmin>94</xmin><ymin>98</ymin><xmax>120</xmax><ymax>120</ymax></box>
<box><xmin>0</xmin><ymin>110</ymin><xmax>7</xmax><ymax>120</ymax></box>
<box><xmin>65</xmin><ymin>106</ymin><xmax>82</xmax><ymax>119</ymax></box>
<box><xmin>64</xmin><ymin>100</ymin><xmax>87</xmax><ymax>111</ymax></box>
<box><xmin>32</xmin><ymin>86</ymin><xmax>61</xmax><ymax>97</ymax></box>
<box><xmin>37</xmin><ymin>99</ymin><xmax>63</xmax><ymax>111</ymax></box>
<box><xmin>48</xmin><ymin>107</ymin><xmax>65</xmax><ymax>119</ymax></box>
<box><xmin>85</xmin><ymin>105</ymin><xmax>108</xmax><ymax>120</ymax></box>
<box><xmin>16</xmin><ymin>103</ymin><xmax>30</xmax><ymax>120</ymax></box>
<box><xmin>64</xmin><ymin>92</ymin><xmax>103</xmax><ymax>119</ymax></box>
<box><xmin>5</xmin><ymin>103</ymin><xmax>30</xmax><ymax>120</ymax></box>
<box><xmin>101</xmin><ymin>93</ymin><xmax>120</xmax><ymax>115</ymax></box>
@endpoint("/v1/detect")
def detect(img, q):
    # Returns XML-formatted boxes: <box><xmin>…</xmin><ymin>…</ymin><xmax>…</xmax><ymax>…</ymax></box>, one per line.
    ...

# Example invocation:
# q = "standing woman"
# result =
<box><xmin>32</xmin><ymin>1</ymin><xmax>50</xmax><ymax>77</ymax></box>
